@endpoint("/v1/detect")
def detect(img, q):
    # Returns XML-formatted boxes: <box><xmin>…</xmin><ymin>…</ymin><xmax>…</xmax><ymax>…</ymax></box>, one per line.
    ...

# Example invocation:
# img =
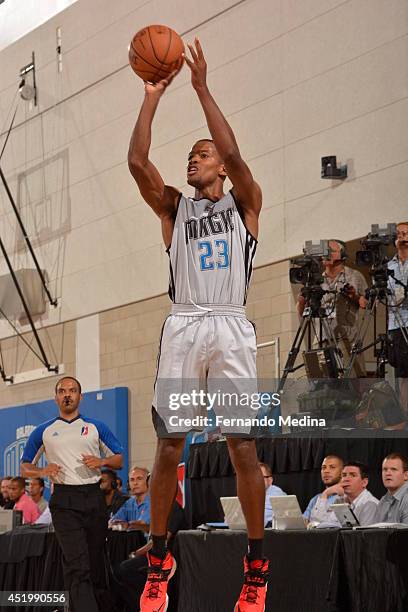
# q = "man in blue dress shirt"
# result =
<box><xmin>259</xmin><ymin>462</ymin><xmax>287</xmax><ymax>527</ymax></box>
<box><xmin>110</xmin><ymin>466</ymin><xmax>150</xmax><ymax>531</ymax></box>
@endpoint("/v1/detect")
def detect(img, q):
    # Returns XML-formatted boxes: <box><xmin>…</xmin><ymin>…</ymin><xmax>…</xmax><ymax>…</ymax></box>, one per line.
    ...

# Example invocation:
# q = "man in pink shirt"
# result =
<box><xmin>9</xmin><ymin>477</ymin><xmax>40</xmax><ymax>524</ymax></box>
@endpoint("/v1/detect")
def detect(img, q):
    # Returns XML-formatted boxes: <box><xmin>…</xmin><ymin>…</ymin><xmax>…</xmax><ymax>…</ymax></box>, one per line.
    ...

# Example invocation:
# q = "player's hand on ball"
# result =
<box><xmin>144</xmin><ymin>66</ymin><xmax>181</xmax><ymax>96</ymax></box>
<box><xmin>184</xmin><ymin>38</ymin><xmax>207</xmax><ymax>90</ymax></box>
<box><xmin>81</xmin><ymin>454</ymin><xmax>103</xmax><ymax>469</ymax></box>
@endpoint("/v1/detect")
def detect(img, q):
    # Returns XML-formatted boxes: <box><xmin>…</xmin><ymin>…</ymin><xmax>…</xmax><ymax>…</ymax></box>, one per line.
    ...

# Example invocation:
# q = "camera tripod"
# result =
<box><xmin>277</xmin><ymin>286</ymin><xmax>343</xmax><ymax>394</ymax></box>
<box><xmin>345</xmin><ymin>274</ymin><xmax>408</xmax><ymax>378</ymax></box>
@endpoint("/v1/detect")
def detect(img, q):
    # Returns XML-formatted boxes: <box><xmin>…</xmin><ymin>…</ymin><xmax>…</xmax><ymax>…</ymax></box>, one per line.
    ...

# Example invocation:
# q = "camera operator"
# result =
<box><xmin>387</xmin><ymin>221</ymin><xmax>408</xmax><ymax>412</ymax></box>
<box><xmin>297</xmin><ymin>240</ymin><xmax>368</xmax><ymax>377</ymax></box>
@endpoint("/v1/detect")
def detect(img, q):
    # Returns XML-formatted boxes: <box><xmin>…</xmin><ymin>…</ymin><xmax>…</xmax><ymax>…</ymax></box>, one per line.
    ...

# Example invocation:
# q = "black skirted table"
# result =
<box><xmin>0</xmin><ymin>527</ymin><xmax>145</xmax><ymax>612</ymax></box>
<box><xmin>172</xmin><ymin>528</ymin><xmax>408</xmax><ymax>612</ymax></box>
<box><xmin>1</xmin><ymin>526</ymin><xmax>408</xmax><ymax>612</ymax></box>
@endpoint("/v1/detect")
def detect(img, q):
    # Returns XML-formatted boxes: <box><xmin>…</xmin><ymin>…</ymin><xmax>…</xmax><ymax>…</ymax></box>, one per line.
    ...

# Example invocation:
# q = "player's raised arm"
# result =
<box><xmin>184</xmin><ymin>38</ymin><xmax>262</xmax><ymax>238</ymax></box>
<box><xmin>128</xmin><ymin>75</ymin><xmax>180</xmax><ymax>221</ymax></box>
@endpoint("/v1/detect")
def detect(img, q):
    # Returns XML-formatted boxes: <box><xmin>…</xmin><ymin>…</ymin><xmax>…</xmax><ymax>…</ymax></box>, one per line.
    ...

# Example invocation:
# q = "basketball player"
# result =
<box><xmin>128</xmin><ymin>39</ymin><xmax>268</xmax><ymax>611</ymax></box>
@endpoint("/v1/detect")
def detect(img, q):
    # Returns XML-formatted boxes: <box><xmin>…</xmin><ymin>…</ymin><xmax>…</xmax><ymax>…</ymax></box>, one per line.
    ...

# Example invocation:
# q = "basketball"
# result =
<box><xmin>129</xmin><ymin>25</ymin><xmax>184</xmax><ymax>83</ymax></box>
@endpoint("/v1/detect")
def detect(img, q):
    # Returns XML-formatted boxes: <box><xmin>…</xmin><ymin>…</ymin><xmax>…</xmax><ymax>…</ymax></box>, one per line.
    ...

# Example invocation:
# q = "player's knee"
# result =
<box><xmin>156</xmin><ymin>438</ymin><xmax>184</xmax><ymax>468</ymax></box>
<box><xmin>228</xmin><ymin>439</ymin><xmax>257</xmax><ymax>472</ymax></box>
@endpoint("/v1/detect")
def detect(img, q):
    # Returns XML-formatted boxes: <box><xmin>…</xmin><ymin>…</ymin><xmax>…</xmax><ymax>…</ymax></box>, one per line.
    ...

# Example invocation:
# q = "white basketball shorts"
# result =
<box><xmin>152</xmin><ymin>304</ymin><xmax>258</xmax><ymax>436</ymax></box>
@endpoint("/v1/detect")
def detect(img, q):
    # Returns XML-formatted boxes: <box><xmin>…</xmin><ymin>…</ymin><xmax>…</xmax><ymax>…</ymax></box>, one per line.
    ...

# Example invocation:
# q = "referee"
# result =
<box><xmin>21</xmin><ymin>376</ymin><xmax>124</xmax><ymax>612</ymax></box>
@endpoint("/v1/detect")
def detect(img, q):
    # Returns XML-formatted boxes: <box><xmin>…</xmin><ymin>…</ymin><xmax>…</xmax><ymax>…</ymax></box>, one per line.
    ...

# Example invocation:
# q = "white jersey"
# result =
<box><xmin>21</xmin><ymin>415</ymin><xmax>123</xmax><ymax>486</ymax></box>
<box><xmin>168</xmin><ymin>191</ymin><xmax>257</xmax><ymax>306</ymax></box>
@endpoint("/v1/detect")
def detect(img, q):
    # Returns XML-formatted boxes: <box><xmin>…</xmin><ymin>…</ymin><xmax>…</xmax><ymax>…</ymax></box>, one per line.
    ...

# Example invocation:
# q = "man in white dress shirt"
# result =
<box><xmin>303</xmin><ymin>455</ymin><xmax>344</xmax><ymax>525</ymax></box>
<box><xmin>339</xmin><ymin>461</ymin><xmax>378</xmax><ymax>525</ymax></box>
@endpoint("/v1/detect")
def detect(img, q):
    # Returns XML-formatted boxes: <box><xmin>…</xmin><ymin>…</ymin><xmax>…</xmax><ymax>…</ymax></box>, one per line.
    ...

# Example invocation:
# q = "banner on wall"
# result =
<box><xmin>0</xmin><ymin>387</ymin><xmax>129</xmax><ymax>494</ymax></box>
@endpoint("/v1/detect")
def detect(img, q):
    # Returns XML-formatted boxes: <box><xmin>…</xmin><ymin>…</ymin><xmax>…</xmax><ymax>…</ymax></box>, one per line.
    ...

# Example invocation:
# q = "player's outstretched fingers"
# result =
<box><xmin>187</xmin><ymin>42</ymin><xmax>199</xmax><ymax>63</ymax></box>
<box><xmin>194</xmin><ymin>37</ymin><xmax>205</xmax><ymax>59</ymax></box>
<box><xmin>183</xmin><ymin>53</ymin><xmax>192</xmax><ymax>68</ymax></box>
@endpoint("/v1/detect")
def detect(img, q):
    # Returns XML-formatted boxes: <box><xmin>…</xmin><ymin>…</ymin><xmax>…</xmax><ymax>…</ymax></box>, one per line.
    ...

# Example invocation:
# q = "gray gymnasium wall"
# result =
<box><xmin>0</xmin><ymin>1</ymin><xmax>407</xmax><ymax>465</ymax></box>
<box><xmin>0</xmin><ymin>0</ymin><xmax>406</xmax><ymax>332</ymax></box>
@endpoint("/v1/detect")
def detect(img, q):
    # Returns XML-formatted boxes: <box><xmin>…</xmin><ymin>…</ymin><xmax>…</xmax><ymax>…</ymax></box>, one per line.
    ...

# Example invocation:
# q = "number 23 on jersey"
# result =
<box><xmin>198</xmin><ymin>240</ymin><xmax>229</xmax><ymax>271</ymax></box>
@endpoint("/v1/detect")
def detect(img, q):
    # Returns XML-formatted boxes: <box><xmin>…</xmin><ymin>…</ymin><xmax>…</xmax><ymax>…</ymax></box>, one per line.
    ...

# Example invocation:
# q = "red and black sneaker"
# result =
<box><xmin>234</xmin><ymin>556</ymin><xmax>269</xmax><ymax>611</ymax></box>
<box><xmin>140</xmin><ymin>550</ymin><xmax>176</xmax><ymax>612</ymax></box>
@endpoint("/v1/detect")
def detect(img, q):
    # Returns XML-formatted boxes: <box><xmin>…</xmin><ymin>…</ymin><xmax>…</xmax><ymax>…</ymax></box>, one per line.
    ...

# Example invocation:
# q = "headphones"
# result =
<box><xmin>331</xmin><ymin>239</ymin><xmax>347</xmax><ymax>261</ymax></box>
<box><xmin>101</xmin><ymin>468</ymin><xmax>117</xmax><ymax>489</ymax></box>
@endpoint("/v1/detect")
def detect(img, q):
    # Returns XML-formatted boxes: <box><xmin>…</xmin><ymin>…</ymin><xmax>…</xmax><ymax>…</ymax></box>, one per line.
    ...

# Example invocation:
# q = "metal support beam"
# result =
<box><xmin>0</xmin><ymin>233</ymin><xmax>58</xmax><ymax>373</ymax></box>
<box><xmin>0</xmin><ymin>166</ymin><xmax>57</xmax><ymax>307</ymax></box>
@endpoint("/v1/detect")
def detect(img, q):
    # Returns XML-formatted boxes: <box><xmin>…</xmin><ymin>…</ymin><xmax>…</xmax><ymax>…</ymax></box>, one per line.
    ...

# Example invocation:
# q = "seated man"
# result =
<box><xmin>100</xmin><ymin>468</ymin><xmax>129</xmax><ymax>517</ymax></box>
<box><xmin>110</xmin><ymin>466</ymin><xmax>150</xmax><ymax>531</ymax></box>
<box><xmin>9</xmin><ymin>477</ymin><xmax>40</xmax><ymax>524</ymax></box>
<box><xmin>374</xmin><ymin>453</ymin><xmax>408</xmax><ymax>524</ymax></box>
<box><xmin>259</xmin><ymin>462</ymin><xmax>287</xmax><ymax>527</ymax></box>
<box><xmin>29</xmin><ymin>477</ymin><xmax>48</xmax><ymax>514</ymax></box>
<box><xmin>0</xmin><ymin>477</ymin><xmax>14</xmax><ymax>509</ymax></box>
<box><xmin>303</xmin><ymin>455</ymin><xmax>344</xmax><ymax>525</ymax></box>
<box><xmin>338</xmin><ymin>461</ymin><xmax>378</xmax><ymax>525</ymax></box>
<box><xmin>113</xmin><ymin>501</ymin><xmax>184</xmax><ymax>612</ymax></box>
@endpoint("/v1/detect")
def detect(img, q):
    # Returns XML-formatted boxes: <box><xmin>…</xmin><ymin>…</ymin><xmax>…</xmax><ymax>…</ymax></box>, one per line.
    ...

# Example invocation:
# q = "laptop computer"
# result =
<box><xmin>0</xmin><ymin>509</ymin><xmax>23</xmax><ymax>534</ymax></box>
<box><xmin>220</xmin><ymin>497</ymin><xmax>246</xmax><ymax>529</ymax></box>
<box><xmin>330</xmin><ymin>503</ymin><xmax>360</xmax><ymax>527</ymax></box>
<box><xmin>269</xmin><ymin>495</ymin><xmax>307</xmax><ymax>530</ymax></box>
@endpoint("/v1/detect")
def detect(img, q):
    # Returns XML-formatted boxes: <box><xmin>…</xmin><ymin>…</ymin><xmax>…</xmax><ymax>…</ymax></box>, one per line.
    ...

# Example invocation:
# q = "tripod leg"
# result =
<box><xmin>278</xmin><ymin>317</ymin><xmax>311</xmax><ymax>393</ymax></box>
<box><xmin>320</xmin><ymin>318</ymin><xmax>345</xmax><ymax>375</ymax></box>
<box><xmin>342</xmin><ymin>336</ymin><xmax>366</xmax><ymax>378</ymax></box>
<box><xmin>344</xmin><ymin>300</ymin><xmax>376</xmax><ymax>378</ymax></box>
<box><xmin>376</xmin><ymin>336</ymin><xmax>387</xmax><ymax>378</ymax></box>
